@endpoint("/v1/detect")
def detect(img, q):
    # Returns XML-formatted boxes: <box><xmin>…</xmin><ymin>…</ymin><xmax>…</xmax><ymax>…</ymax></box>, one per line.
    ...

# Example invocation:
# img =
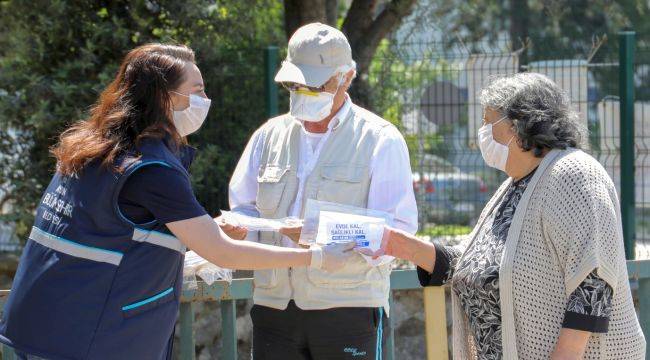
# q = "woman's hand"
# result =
<box><xmin>377</xmin><ymin>226</ymin><xmax>418</xmax><ymax>260</ymax></box>
<box><xmin>311</xmin><ymin>241</ymin><xmax>357</xmax><ymax>272</ymax></box>
<box><xmin>358</xmin><ymin>226</ymin><xmax>436</xmax><ymax>272</ymax></box>
<box><xmin>169</xmin><ymin>215</ymin><xmax>312</xmax><ymax>270</ymax></box>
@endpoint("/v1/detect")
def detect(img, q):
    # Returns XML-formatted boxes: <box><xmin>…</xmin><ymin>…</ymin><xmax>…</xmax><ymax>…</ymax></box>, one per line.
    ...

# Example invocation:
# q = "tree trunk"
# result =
<box><xmin>343</xmin><ymin>0</ymin><xmax>416</xmax><ymax>108</ymax></box>
<box><xmin>509</xmin><ymin>0</ymin><xmax>529</xmax><ymax>66</ymax></box>
<box><xmin>284</xmin><ymin>0</ymin><xmax>329</xmax><ymax>39</ymax></box>
<box><xmin>325</xmin><ymin>0</ymin><xmax>338</xmax><ymax>26</ymax></box>
<box><xmin>283</xmin><ymin>0</ymin><xmax>417</xmax><ymax>110</ymax></box>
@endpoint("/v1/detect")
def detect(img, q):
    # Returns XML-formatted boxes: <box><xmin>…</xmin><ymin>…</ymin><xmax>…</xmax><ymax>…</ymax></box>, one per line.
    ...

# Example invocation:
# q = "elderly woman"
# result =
<box><xmin>367</xmin><ymin>73</ymin><xmax>645</xmax><ymax>359</ymax></box>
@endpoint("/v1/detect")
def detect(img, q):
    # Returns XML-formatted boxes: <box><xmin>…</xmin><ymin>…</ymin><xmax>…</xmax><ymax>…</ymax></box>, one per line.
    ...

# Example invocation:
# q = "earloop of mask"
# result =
<box><xmin>493</xmin><ymin>115</ymin><xmax>508</xmax><ymax>126</ymax></box>
<box><xmin>335</xmin><ymin>63</ymin><xmax>355</xmax><ymax>87</ymax></box>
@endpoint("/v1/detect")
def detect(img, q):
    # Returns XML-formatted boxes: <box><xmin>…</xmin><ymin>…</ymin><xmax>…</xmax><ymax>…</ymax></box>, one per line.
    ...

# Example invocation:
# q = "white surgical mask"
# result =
<box><xmin>289</xmin><ymin>74</ymin><xmax>344</xmax><ymax>122</ymax></box>
<box><xmin>172</xmin><ymin>92</ymin><xmax>211</xmax><ymax>137</ymax></box>
<box><xmin>289</xmin><ymin>90</ymin><xmax>334</xmax><ymax>122</ymax></box>
<box><xmin>478</xmin><ymin>116</ymin><xmax>514</xmax><ymax>172</ymax></box>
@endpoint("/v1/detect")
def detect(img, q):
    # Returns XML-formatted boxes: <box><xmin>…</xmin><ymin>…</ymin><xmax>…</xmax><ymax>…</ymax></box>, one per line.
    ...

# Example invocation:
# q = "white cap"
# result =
<box><xmin>274</xmin><ymin>22</ymin><xmax>353</xmax><ymax>87</ymax></box>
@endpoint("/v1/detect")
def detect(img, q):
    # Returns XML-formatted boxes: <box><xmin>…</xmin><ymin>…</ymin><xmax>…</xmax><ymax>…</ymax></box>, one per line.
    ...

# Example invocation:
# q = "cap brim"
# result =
<box><xmin>274</xmin><ymin>61</ymin><xmax>337</xmax><ymax>87</ymax></box>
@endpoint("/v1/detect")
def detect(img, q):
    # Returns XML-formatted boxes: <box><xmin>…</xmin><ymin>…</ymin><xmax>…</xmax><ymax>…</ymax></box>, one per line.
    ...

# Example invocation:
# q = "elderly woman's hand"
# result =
<box><xmin>357</xmin><ymin>226</ymin><xmax>436</xmax><ymax>272</ymax></box>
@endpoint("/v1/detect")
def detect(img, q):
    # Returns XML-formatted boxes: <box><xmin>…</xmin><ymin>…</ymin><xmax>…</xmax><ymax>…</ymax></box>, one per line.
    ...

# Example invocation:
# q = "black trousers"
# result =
<box><xmin>251</xmin><ymin>301</ymin><xmax>389</xmax><ymax>360</ymax></box>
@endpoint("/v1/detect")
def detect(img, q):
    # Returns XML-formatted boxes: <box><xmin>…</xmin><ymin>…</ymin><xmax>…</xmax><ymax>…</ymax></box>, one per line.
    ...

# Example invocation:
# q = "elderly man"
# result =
<box><xmin>224</xmin><ymin>23</ymin><xmax>417</xmax><ymax>359</ymax></box>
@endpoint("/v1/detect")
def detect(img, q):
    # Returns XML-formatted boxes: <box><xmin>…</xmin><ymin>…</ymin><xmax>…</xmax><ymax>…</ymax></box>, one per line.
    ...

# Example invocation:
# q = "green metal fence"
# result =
<box><xmin>157</xmin><ymin>32</ymin><xmax>650</xmax><ymax>358</ymax></box>
<box><xmin>2</xmin><ymin>33</ymin><xmax>650</xmax><ymax>360</ymax></box>
<box><xmin>369</xmin><ymin>31</ymin><xmax>650</xmax><ymax>260</ymax></box>
<box><xmin>3</xmin><ymin>263</ymin><xmax>650</xmax><ymax>360</ymax></box>
<box><xmin>176</xmin><ymin>261</ymin><xmax>650</xmax><ymax>360</ymax></box>
<box><xmin>620</xmin><ymin>31</ymin><xmax>636</xmax><ymax>259</ymax></box>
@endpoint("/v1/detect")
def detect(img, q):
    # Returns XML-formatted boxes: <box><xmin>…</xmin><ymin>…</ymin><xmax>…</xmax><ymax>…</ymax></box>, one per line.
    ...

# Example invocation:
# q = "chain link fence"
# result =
<box><xmin>370</xmin><ymin>33</ymin><xmax>650</xmax><ymax>258</ymax></box>
<box><xmin>5</xmin><ymin>34</ymin><xmax>647</xmax><ymax>260</ymax></box>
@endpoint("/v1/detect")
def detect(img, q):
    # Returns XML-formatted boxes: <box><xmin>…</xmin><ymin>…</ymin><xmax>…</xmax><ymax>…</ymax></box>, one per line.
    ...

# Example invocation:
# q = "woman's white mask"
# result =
<box><xmin>289</xmin><ymin>74</ymin><xmax>344</xmax><ymax>122</ymax></box>
<box><xmin>478</xmin><ymin>116</ymin><xmax>514</xmax><ymax>172</ymax></box>
<box><xmin>172</xmin><ymin>92</ymin><xmax>211</xmax><ymax>137</ymax></box>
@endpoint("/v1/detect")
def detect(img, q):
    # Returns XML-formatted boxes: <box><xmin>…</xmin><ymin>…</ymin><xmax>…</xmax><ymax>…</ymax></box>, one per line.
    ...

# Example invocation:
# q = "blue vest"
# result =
<box><xmin>0</xmin><ymin>138</ymin><xmax>195</xmax><ymax>360</ymax></box>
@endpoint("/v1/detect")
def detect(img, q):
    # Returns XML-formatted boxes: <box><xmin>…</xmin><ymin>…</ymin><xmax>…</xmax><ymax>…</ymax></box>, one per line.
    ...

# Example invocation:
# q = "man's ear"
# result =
<box><xmin>343</xmin><ymin>69</ymin><xmax>356</xmax><ymax>88</ymax></box>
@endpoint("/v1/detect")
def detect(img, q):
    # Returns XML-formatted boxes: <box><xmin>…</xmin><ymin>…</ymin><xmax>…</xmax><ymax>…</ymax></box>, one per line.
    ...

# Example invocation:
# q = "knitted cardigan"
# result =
<box><xmin>450</xmin><ymin>148</ymin><xmax>646</xmax><ymax>359</ymax></box>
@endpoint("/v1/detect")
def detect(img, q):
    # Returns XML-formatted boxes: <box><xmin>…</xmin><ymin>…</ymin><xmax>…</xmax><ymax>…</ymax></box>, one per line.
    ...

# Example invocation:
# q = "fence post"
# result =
<box><xmin>424</xmin><ymin>287</ymin><xmax>448</xmax><ymax>360</ymax></box>
<box><xmin>387</xmin><ymin>291</ymin><xmax>395</xmax><ymax>360</ymax></box>
<box><xmin>2</xmin><ymin>344</ymin><xmax>16</xmax><ymax>360</ymax></box>
<box><xmin>220</xmin><ymin>300</ymin><xmax>237</xmax><ymax>359</ymax></box>
<box><xmin>619</xmin><ymin>31</ymin><xmax>636</xmax><ymax>260</ymax></box>
<box><xmin>264</xmin><ymin>46</ymin><xmax>279</xmax><ymax>118</ymax></box>
<box><xmin>179</xmin><ymin>302</ymin><xmax>196</xmax><ymax>360</ymax></box>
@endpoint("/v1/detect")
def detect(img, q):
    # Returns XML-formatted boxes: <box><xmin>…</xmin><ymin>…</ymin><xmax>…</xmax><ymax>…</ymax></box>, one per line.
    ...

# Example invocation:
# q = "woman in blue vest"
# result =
<box><xmin>0</xmin><ymin>43</ymin><xmax>354</xmax><ymax>360</ymax></box>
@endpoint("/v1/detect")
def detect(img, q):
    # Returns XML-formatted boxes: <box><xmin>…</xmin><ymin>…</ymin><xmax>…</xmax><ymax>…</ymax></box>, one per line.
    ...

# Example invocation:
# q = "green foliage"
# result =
<box><xmin>368</xmin><ymin>39</ymin><xmax>455</xmax><ymax>166</ymax></box>
<box><xmin>418</xmin><ymin>224</ymin><xmax>472</xmax><ymax>237</ymax></box>
<box><xmin>421</xmin><ymin>0</ymin><xmax>649</xmax><ymax>53</ymax></box>
<box><xmin>0</xmin><ymin>0</ymin><xmax>286</xmax><ymax>238</ymax></box>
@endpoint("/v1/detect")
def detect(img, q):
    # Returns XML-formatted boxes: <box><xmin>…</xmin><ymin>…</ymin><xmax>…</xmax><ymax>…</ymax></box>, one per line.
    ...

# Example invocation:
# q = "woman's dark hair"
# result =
<box><xmin>51</xmin><ymin>43</ymin><xmax>195</xmax><ymax>175</ymax></box>
<box><xmin>480</xmin><ymin>72</ymin><xmax>586</xmax><ymax>157</ymax></box>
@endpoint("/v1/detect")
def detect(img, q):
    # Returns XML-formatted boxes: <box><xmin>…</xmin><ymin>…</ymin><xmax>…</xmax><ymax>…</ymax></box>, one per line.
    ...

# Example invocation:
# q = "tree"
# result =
<box><xmin>282</xmin><ymin>0</ymin><xmax>417</xmax><ymax>108</ymax></box>
<box><xmin>401</xmin><ymin>0</ymin><xmax>650</xmax><ymax>102</ymax></box>
<box><xmin>0</xmin><ymin>0</ymin><xmax>416</xmax><ymax>239</ymax></box>
<box><xmin>0</xmin><ymin>0</ymin><xmax>286</xmax><ymax>238</ymax></box>
<box><xmin>419</xmin><ymin>0</ymin><xmax>649</xmax><ymax>57</ymax></box>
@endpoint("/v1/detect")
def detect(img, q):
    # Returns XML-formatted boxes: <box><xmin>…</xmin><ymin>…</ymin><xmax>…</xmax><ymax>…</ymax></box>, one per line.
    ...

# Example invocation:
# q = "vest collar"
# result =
<box><xmin>160</xmin><ymin>135</ymin><xmax>197</xmax><ymax>170</ymax></box>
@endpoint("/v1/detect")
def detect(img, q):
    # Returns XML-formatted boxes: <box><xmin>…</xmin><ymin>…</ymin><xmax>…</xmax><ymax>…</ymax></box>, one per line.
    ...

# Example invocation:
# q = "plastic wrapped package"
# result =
<box><xmin>316</xmin><ymin>211</ymin><xmax>385</xmax><ymax>248</ymax></box>
<box><xmin>183</xmin><ymin>251</ymin><xmax>233</xmax><ymax>290</ymax></box>
<box><xmin>218</xmin><ymin>210</ymin><xmax>302</xmax><ymax>232</ymax></box>
<box><xmin>300</xmin><ymin>199</ymin><xmax>394</xmax><ymax>266</ymax></box>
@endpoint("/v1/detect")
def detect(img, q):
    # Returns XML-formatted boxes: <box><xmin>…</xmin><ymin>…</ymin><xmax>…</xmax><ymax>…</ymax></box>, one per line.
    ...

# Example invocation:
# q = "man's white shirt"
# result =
<box><xmin>228</xmin><ymin>96</ymin><xmax>418</xmax><ymax>247</ymax></box>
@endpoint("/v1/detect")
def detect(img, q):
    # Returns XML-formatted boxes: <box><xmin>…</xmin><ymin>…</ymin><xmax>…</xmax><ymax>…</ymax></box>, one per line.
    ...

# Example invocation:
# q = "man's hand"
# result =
<box><xmin>279</xmin><ymin>224</ymin><xmax>303</xmax><ymax>244</ymax></box>
<box><xmin>215</xmin><ymin>216</ymin><xmax>248</xmax><ymax>240</ymax></box>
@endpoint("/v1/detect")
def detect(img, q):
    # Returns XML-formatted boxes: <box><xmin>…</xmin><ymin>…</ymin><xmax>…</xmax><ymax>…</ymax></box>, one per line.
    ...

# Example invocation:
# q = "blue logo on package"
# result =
<box><xmin>331</xmin><ymin>234</ymin><xmax>369</xmax><ymax>247</ymax></box>
<box><xmin>356</xmin><ymin>240</ymin><xmax>370</xmax><ymax>247</ymax></box>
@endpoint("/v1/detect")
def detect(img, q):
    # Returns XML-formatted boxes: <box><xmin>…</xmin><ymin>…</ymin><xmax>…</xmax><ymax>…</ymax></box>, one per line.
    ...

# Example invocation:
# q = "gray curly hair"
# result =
<box><xmin>479</xmin><ymin>72</ymin><xmax>586</xmax><ymax>157</ymax></box>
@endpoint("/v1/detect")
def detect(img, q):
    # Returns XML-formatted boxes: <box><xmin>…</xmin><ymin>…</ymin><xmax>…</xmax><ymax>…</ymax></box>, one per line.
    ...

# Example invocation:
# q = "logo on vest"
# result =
<box><xmin>41</xmin><ymin>185</ymin><xmax>74</xmax><ymax>226</ymax></box>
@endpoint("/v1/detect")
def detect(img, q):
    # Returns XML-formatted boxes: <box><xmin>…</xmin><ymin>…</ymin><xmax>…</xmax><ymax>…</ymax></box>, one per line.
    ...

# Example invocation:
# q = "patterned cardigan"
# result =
<box><xmin>449</xmin><ymin>149</ymin><xmax>645</xmax><ymax>359</ymax></box>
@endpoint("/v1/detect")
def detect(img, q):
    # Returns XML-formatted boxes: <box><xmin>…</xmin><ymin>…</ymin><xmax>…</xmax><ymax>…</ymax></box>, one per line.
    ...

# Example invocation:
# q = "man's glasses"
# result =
<box><xmin>281</xmin><ymin>82</ymin><xmax>326</xmax><ymax>93</ymax></box>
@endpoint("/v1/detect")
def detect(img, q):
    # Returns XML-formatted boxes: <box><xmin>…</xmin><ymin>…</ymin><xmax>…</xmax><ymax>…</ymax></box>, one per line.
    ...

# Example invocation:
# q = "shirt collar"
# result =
<box><xmin>329</xmin><ymin>95</ymin><xmax>352</xmax><ymax>129</ymax></box>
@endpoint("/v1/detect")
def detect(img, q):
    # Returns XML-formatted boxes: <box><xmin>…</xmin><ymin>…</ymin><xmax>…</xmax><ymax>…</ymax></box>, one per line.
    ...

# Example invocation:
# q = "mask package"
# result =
<box><xmin>299</xmin><ymin>199</ymin><xmax>394</xmax><ymax>266</ymax></box>
<box><xmin>218</xmin><ymin>210</ymin><xmax>302</xmax><ymax>232</ymax></box>
<box><xmin>183</xmin><ymin>251</ymin><xmax>232</xmax><ymax>290</ymax></box>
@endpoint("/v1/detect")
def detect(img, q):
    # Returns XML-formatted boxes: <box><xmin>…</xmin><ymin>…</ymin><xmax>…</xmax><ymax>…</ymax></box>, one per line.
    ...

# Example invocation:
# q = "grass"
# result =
<box><xmin>418</xmin><ymin>224</ymin><xmax>472</xmax><ymax>238</ymax></box>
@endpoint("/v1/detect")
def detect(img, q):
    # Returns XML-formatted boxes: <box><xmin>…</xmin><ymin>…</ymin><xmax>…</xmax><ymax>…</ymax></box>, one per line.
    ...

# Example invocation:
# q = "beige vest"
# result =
<box><xmin>253</xmin><ymin>105</ymin><xmax>393</xmax><ymax>312</ymax></box>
